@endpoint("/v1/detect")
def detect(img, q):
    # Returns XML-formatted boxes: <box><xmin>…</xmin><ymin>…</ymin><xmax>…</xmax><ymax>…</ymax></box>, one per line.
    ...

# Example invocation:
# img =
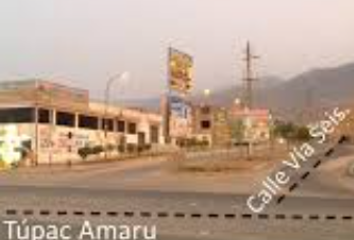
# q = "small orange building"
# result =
<box><xmin>229</xmin><ymin>107</ymin><xmax>271</xmax><ymax>144</ymax></box>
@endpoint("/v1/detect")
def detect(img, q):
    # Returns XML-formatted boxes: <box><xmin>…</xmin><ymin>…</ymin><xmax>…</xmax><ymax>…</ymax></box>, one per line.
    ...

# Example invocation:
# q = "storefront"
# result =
<box><xmin>0</xmin><ymin>80</ymin><xmax>164</xmax><ymax>166</ymax></box>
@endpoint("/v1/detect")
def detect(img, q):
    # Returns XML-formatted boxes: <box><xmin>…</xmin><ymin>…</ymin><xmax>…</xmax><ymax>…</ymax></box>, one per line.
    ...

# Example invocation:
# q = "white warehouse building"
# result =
<box><xmin>0</xmin><ymin>80</ymin><xmax>165</xmax><ymax>166</ymax></box>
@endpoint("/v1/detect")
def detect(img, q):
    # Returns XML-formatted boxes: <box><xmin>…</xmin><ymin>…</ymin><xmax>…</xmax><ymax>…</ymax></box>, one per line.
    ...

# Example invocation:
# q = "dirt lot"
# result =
<box><xmin>170</xmin><ymin>144</ymin><xmax>288</xmax><ymax>173</ymax></box>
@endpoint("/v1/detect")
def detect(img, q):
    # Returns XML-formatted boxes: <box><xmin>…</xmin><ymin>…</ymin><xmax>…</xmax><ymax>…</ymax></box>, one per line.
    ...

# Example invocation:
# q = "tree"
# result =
<box><xmin>274</xmin><ymin>121</ymin><xmax>296</xmax><ymax>140</ymax></box>
<box><xmin>274</xmin><ymin>120</ymin><xmax>311</xmax><ymax>143</ymax></box>
<box><xmin>231</xmin><ymin>119</ymin><xmax>245</xmax><ymax>144</ymax></box>
<box><xmin>295</xmin><ymin>126</ymin><xmax>311</xmax><ymax>142</ymax></box>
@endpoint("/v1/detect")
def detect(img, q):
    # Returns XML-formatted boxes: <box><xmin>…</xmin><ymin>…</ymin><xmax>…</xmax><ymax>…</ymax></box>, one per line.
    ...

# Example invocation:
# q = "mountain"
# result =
<box><xmin>193</xmin><ymin>75</ymin><xmax>284</xmax><ymax>106</ymax></box>
<box><xmin>118</xmin><ymin>62</ymin><xmax>354</xmax><ymax>122</ymax></box>
<box><xmin>208</xmin><ymin>62</ymin><xmax>354</xmax><ymax>121</ymax></box>
<box><xmin>263</xmin><ymin>62</ymin><xmax>354</xmax><ymax>119</ymax></box>
<box><xmin>118</xmin><ymin>97</ymin><xmax>161</xmax><ymax>112</ymax></box>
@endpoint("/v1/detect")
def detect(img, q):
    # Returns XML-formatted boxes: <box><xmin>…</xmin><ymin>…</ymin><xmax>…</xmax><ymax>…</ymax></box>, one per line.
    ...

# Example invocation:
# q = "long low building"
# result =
<box><xmin>0</xmin><ymin>80</ymin><xmax>165</xmax><ymax>166</ymax></box>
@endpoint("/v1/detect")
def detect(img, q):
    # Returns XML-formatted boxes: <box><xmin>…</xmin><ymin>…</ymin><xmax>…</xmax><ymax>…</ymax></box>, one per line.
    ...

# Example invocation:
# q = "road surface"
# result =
<box><xmin>0</xmin><ymin>146</ymin><xmax>354</xmax><ymax>239</ymax></box>
<box><xmin>0</xmin><ymin>186</ymin><xmax>353</xmax><ymax>240</ymax></box>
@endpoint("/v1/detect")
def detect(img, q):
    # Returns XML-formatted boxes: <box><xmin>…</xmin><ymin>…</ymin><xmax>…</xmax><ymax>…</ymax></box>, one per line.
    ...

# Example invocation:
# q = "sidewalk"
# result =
<box><xmin>0</xmin><ymin>154</ymin><xmax>169</xmax><ymax>175</ymax></box>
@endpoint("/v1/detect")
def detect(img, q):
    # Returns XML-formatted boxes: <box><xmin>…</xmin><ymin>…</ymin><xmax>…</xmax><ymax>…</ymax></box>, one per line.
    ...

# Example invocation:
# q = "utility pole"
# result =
<box><xmin>241</xmin><ymin>42</ymin><xmax>259</xmax><ymax>160</ymax></box>
<box><xmin>243</xmin><ymin>41</ymin><xmax>259</xmax><ymax>110</ymax></box>
<box><xmin>163</xmin><ymin>48</ymin><xmax>172</xmax><ymax>145</ymax></box>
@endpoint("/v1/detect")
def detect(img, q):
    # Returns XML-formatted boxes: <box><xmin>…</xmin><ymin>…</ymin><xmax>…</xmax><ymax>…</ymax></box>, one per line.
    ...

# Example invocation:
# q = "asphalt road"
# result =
<box><xmin>0</xmin><ymin>185</ymin><xmax>354</xmax><ymax>240</ymax></box>
<box><xmin>0</xmin><ymin>145</ymin><xmax>354</xmax><ymax>239</ymax></box>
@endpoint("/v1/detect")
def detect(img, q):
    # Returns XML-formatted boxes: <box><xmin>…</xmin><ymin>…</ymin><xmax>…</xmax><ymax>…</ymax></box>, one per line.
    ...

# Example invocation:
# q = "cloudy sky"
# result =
<box><xmin>0</xmin><ymin>0</ymin><xmax>353</xmax><ymax>100</ymax></box>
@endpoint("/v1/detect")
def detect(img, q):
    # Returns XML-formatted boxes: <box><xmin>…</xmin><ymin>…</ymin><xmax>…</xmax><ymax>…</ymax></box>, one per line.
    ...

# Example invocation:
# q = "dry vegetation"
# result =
<box><xmin>169</xmin><ymin>144</ymin><xmax>289</xmax><ymax>173</ymax></box>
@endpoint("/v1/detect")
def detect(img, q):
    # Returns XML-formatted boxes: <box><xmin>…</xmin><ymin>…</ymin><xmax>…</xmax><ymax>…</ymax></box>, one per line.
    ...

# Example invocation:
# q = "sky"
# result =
<box><xmin>0</xmin><ymin>0</ymin><xmax>353</xmax><ymax>100</ymax></box>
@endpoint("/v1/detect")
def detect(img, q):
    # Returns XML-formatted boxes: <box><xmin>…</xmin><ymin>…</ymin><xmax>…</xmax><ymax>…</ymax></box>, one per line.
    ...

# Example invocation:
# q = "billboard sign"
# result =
<box><xmin>168</xmin><ymin>48</ymin><xmax>193</xmax><ymax>94</ymax></box>
<box><xmin>170</xmin><ymin>95</ymin><xmax>191</xmax><ymax>119</ymax></box>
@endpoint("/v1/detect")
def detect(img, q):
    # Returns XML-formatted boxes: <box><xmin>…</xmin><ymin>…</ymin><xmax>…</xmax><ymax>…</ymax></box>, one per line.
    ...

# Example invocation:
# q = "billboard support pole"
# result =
<box><xmin>163</xmin><ymin>47</ymin><xmax>171</xmax><ymax>145</ymax></box>
<box><xmin>34</xmin><ymin>81</ymin><xmax>39</xmax><ymax>166</ymax></box>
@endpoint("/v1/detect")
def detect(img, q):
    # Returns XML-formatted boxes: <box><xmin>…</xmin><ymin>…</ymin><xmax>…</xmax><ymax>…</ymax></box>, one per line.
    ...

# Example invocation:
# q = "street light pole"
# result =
<box><xmin>103</xmin><ymin>72</ymin><xmax>129</xmax><ymax>161</ymax></box>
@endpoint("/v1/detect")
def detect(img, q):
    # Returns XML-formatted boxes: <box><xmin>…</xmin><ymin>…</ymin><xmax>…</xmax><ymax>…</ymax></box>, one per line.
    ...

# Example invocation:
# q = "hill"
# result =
<box><xmin>210</xmin><ymin>62</ymin><xmax>354</xmax><ymax>121</ymax></box>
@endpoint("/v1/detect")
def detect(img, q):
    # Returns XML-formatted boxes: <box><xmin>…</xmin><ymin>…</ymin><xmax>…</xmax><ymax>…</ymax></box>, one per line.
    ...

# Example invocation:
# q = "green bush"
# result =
<box><xmin>78</xmin><ymin>146</ymin><xmax>92</xmax><ymax>160</ymax></box>
<box><xmin>92</xmin><ymin>145</ymin><xmax>104</xmax><ymax>155</ymax></box>
<box><xmin>105</xmin><ymin>144</ymin><xmax>116</xmax><ymax>152</ymax></box>
<box><xmin>117</xmin><ymin>144</ymin><xmax>125</xmax><ymax>153</ymax></box>
<box><xmin>126</xmin><ymin>144</ymin><xmax>137</xmax><ymax>153</ymax></box>
<box><xmin>274</xmin><ymin>121</ymin><xmax>311</xmax><ymax>143</ymax></box>
<box><xmin>78</xmin><ymin>145</ymin><xmax>104</xmax><ymax>160</ymax></box>
<box><xmin>144</xmin><ymin>144</ymin><xmax>152</xmax><ymax>151</ymax></box>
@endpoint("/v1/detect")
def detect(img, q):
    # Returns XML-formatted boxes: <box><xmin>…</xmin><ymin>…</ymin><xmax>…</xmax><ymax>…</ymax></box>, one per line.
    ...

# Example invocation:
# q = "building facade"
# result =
<box><xmin>0</xmin><ymin>80</ymin><xmax>164</xmax><ymax>167</ymax></box>
<box><xmin>191</xmin><ymin>105</ymin><xmax>232</xmax><ymax>147</ymax></box>
<box><xmin>229</xmin><ymin>107</ymin><xmax>271</xmax><ymax>144</ymax></box>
